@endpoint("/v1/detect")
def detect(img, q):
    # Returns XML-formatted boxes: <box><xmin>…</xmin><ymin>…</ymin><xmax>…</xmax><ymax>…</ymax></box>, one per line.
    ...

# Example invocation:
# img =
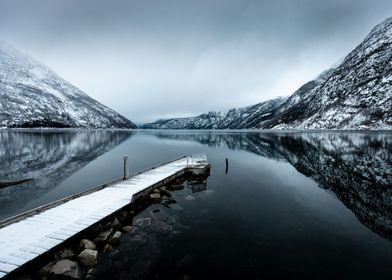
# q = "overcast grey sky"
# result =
<box><xmin>0</xmin><ymin>0</ymin><xmax>391</xmax><ymax>123</ymax></box>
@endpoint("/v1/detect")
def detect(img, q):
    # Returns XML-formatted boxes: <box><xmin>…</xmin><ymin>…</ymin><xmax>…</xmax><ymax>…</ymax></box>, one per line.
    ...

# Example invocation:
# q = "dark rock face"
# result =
<box><xmin>155</xmin><ymin>131</ymin><xmax>392</xmax><ymax>240</ymax></box>
<box><xmin>0</xmin><ymin>41</ymin><xmax>136</xmax><ymax>129</ymax></box>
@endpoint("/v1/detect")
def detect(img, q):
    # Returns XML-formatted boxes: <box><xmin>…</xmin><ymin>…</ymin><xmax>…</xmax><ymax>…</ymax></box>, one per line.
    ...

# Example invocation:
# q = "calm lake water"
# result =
<box><xmin>0</xmin><ymin>129</ymin><xmax>391</xmax><ymax>279</ymax></box>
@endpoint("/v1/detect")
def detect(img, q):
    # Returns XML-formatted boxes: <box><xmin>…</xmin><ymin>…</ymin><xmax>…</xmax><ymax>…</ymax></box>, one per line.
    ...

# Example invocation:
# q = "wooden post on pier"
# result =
<box><xmin>123</xmin><ymin>155</ymin><xmax>129</xmax><ymax>180</ymax></box>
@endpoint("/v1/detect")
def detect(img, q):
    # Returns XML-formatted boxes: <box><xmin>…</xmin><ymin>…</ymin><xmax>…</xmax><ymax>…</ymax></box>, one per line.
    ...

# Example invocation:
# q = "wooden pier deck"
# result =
<box><xmin>0</xmin><ymin>155</ymin><xmax>210</xmax><ymax>278</ymax></box>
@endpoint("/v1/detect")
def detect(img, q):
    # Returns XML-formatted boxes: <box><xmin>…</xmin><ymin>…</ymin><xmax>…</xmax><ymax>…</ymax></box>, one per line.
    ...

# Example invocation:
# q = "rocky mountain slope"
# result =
<box><xmin>0</xmin><ymin>41</ymin><xmax>136</xmax><ymax>128</ymax></box>
<box><xmin>219</xmin><ymin>96</ymin><xmax>288</xmax><ymax>128</ymax></box>
<box><xmin>264</xmin><ymin>17</ymin><xmax>392</xmax><ymax>130</ymax></box>
<box><xmin>142</xmin><ymin>111</ymin><xmax>224</xmax><ymax>129</ymax></box>
<box><xmin>143</xmin><ymin>16</ymin><xmax>392</xmax><ymax>130</ymax></box>
<box><xmin>141</xmin><ymin>97</ymin><xmax>288</xmax><ymax>129</ymax></box>
<box><xmin>261</xmin><ymin>68</ymin><xmax>335</xmax><ymax>128</ymax></box>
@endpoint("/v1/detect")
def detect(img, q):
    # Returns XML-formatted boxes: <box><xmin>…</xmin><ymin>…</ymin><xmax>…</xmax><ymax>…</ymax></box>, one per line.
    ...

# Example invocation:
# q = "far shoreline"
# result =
<box><xmin>1</xmin><ymin>127</ymin><xmax>392</xmax><ymax>134</ymax></box>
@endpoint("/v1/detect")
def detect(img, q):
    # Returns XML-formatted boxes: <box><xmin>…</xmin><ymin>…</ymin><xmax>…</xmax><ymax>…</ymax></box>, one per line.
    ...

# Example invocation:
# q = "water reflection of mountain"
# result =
<box><xmin>155</xmin><ymin>131</ymin><xmax>392</xmax><ymax>240</ymax></box>
<box><xmin>0</xmin><ymin>130</ymin><xmax>132</xmax><ymax>219</ymax></box>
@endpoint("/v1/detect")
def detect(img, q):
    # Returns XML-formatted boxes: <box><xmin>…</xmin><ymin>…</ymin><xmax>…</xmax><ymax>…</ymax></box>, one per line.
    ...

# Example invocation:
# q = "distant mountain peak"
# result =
<box><xmin>141</xmin><ymin>96</ymin><xmax>288</xmax><ymax>129</ymax></box>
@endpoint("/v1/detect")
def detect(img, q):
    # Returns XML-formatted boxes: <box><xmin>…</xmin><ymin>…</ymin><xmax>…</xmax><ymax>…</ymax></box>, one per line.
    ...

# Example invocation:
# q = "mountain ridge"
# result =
<box><xmin>0</xmin><ymin>41</ymin><xmax>136</xmax><ymax>129</ymax></box>
<box><xmin>141</xmin><ymin>96</ymin><xmax>288</xmax><ymax>129</ymax></box>
<box><xmin>142</xmin><ymin>16</ymin><xmax>392</xmax><ymax>130</ymax></box>
<box><xmin>264</xmin><ymin>16</ymin><xmax>392</xmax><ymax>130</ymax></box>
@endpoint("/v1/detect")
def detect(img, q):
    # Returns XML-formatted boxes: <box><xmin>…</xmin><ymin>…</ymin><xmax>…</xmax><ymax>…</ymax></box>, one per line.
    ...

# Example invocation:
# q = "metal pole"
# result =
<box><xmin>123</xmin><ymin>155</ymin><xmax>129</xmax><ymax>180</ymax></box>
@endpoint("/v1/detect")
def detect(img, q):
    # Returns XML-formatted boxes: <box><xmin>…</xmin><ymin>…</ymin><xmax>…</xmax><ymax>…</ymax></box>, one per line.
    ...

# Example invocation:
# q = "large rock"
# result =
<box><xmin>40</xmin><ymin>259</ymin><xmax>82</xmax><ymax>279</ymax></box>
<box><xmin>150</xmin><ymin>193</ymin><xmax>161</xmax><ymax>202</ymax></box>
<box><xmin>79</xmin><ymin>239</ymin><xmax>96</xmax><ymax>250</ymax></box>
<box><xmin>159</xmin><ymin>187</ymin><xmax>172</xmax><ymax>197</ymax></box>
<box><xmin>77</xmin><ymin>249</ymin><xmax>98</xmax><ymax>267</ymax></box>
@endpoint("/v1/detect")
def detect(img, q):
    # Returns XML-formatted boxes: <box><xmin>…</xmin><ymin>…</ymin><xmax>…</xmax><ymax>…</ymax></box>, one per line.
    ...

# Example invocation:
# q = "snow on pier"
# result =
<box><xmin>0</xmin><ymin>155</ymin><xmax>210</xmax><ymax>278</ymax></box>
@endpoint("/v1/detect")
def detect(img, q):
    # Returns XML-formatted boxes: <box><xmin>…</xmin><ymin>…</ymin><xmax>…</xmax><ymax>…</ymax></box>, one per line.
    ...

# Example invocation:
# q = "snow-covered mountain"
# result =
<box><xmin>143</xmin><ymin>16</ymin><xmax>392</xmax><ymax>130</ymax></box>
<box><xmin>141</xmin><ymin>97</ymin><xmax>288</xmax><ymax>129</ymax></box>
<box><xmin>261</xmin><ymin>68</ymin><xmax>335</xmax><ymax>128</ymax></box>
<box><xmin>0</xmin><ymin>41</ymin><xmax>136</xmax><ymax>128</ymax></box>
<box><xmin>219</xmin><ymin>96</ymin><xmax>288</xmax><ymax>128</ymax></box>
<box><xmin>142</xmin><ymin>111</ymin><xmax>224</xmax><ymax>129</ymax></box>
<box><xmin>264</xmin><ymin>17</ymin><xmax>392</xmax><ymax>130</ymax></box>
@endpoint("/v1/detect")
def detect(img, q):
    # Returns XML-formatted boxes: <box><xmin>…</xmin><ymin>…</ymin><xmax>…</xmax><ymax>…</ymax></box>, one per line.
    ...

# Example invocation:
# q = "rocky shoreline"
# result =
<box><xmin>11</xmin><ymin>176</ymin><xmax>196</xmax><ymax>280</ymax></box>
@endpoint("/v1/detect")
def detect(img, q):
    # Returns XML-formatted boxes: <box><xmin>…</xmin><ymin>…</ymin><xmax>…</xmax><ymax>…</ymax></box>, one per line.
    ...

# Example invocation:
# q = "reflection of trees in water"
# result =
<box><xmin>0</xmin><ymin>130</ymin><xmax>133</xmax><ymax>219</ymax></box>
<box><xmin>155</xmin><ymin>131</ymin><xmax>392</xmax><ymax>240</ymax></box>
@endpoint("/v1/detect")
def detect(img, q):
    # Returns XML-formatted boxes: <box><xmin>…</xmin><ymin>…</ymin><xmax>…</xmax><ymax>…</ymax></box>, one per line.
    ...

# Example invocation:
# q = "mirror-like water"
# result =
<box><xmin>0</xmin><ymin>129</ymin><xmax>391</xmax><ymax>279</ymax></box>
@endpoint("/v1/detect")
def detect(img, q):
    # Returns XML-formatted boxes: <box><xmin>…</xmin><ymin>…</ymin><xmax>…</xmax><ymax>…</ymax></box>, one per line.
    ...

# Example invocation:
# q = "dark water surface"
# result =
<box><xmin>0</xmin><ymin>129</ymin><xmax>391</xmax><ymax>279</ymax></box>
